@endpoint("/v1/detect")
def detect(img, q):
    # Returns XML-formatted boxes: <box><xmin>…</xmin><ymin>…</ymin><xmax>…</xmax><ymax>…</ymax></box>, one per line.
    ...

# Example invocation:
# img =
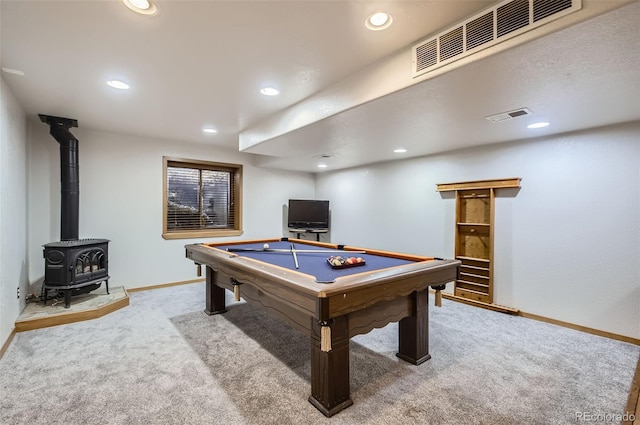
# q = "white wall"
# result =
<box><xmin>0</xmin><ymin>77</ymin><xmax>28</xmax><ymax>345</ymax></box>
<box><xmin>19</xmin><ymin>116</ymin><xmax>640</xmax><ymax>341</ymax></box>
<box><xmin>316</xmin><ymin>121</ymin><xmax>640</xmax><ymax>340</ymax></box>
<box><xmin>27</xmin><ymin>123</ymin><xmax>315</xmax><ymax>290</ymax></box>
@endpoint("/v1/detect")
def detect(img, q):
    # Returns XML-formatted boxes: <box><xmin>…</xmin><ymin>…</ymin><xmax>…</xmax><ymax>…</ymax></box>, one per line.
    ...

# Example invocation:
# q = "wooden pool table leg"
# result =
<box><xmin>308</xmin><ymin>316</ymin><xmax>353</xmax><ymax>417</ymax></box>
<box><xmin>204</xmin><ymin>266</ymin><xmax>227</xmax><ymax>315</ymax></box>
<box><xmin>396</xmin><ymin>288</ymin><xmax>431</xmax><ymax>365</ymax></box>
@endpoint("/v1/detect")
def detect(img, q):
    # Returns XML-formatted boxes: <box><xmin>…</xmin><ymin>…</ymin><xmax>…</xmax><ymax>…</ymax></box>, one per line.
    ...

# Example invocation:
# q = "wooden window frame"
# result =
<box><xmin>162</xmin><ymin>156</ymin><xmax>243</xmax><ymax>240</ymax></box>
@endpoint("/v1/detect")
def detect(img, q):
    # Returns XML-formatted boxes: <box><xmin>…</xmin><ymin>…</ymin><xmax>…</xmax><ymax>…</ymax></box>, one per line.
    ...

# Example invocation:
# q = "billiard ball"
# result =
<box><xmin>263</xmin><ymin>243</ymin><xmax>270</xmax><ymax>250</ymax></box>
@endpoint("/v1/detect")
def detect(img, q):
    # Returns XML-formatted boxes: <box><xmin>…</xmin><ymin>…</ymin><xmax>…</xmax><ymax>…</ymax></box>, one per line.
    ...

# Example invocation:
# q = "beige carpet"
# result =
<box><xmin>0</xmin><ymin>282</ymin><xmax>637</xmax><ymax>424</ymax></box>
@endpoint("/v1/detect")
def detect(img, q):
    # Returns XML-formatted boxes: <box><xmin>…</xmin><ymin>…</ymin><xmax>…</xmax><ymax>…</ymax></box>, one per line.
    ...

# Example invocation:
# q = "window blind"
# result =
<box><xmin>165</xmin><ymin>160</ymin><xmax>239</xmax><ymax>233</ymax></box>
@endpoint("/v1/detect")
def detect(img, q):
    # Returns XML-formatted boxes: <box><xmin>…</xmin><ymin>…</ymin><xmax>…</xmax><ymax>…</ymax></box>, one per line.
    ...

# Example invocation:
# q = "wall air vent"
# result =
<box><xmin>412</xmin><ymin>0</ymin><xmax>581</xmax><ymax>78</ymax></box>
<box><xmin>497</xmin><ymin>0</ymin><xmax>530</xmax><ymax>38</ymax></box>
<box><xmin>440</xmin><ymin>26</ymin><xmax>464</xmax><ymax>61</ymax></box>
<box><xmin>485</xmin><ymin>107</ymin><xmax>533</xmax><ymax>123</ymax></box>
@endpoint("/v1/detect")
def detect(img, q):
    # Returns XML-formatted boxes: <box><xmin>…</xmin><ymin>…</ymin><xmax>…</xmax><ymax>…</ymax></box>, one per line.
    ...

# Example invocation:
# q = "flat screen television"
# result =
<box><xmin>287</xmin><ymin>199</ymin><xmax>329</xmax><ymax>229</ymax></box>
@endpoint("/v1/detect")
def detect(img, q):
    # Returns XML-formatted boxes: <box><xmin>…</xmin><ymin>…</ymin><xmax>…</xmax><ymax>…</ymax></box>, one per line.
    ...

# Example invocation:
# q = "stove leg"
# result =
<box><xmin>64</xmin><ymin>290</ymin><xmax>71</xmax><ymax>308</ymax></box>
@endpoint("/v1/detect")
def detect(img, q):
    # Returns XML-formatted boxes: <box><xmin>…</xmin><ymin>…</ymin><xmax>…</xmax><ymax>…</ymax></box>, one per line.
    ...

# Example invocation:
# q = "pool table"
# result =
<box><xmin>185</xmin><ymin>238</ymin><xmax>459</xmax><ymax>417</ymax></box>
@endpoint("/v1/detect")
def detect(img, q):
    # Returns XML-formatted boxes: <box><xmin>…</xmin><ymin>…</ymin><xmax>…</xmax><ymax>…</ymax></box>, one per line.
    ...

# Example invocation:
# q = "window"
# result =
<box><xmin>162</xmin><ymin>157</ymin><xmax>242</xmax><ymax>239</ymax></box>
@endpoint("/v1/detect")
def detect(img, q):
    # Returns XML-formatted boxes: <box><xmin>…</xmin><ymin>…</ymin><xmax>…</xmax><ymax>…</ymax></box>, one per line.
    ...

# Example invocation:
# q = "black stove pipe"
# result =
<box><xmin>39</xmin><ymin>114</ymin><xmax>80</xmax><ymax>241</ymax></box>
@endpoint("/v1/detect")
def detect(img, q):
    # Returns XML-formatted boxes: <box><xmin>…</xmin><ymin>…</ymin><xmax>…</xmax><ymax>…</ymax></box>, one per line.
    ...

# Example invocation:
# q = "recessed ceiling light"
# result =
<box><xmin>202</xmin><ymin>128</ymin><xmax>218</xmax><ymax>134</ymax></box>
<box><xmin>317</xmin><ymin>163</ymin><xmax>328</xmax><ymax>169</ymax></box>
<box><xmin>260</xmin><ymin>87</ymin><xmax>279</xmax><ymax>96</ymax></box>
<box><xmin>122</xmin><ymin>0</ymin><xmax>158</xmax><ymax>15</ymax></box>
<box><xmin>365</xmin><ymin>12</ymin><xmax>393</xmax><ymax>30</ymax></box>
<box><xmin>106</xmin><ymin>80</ymin><xmax>130</xmax><ymax>90</ymax></box>
<box><xmin>527</xmin><ymin>122</ymin><xmax>550</xmax><ymax>129</ymax></box>
<box><xmin>369</xmin><ymin>12</ymin><xmax>389</xmax><ymax>26</ymax></box>
<box><xmin>394</xmin><ymin>148</ymin><xmax>407</xmax><ymax>153</ymax></box>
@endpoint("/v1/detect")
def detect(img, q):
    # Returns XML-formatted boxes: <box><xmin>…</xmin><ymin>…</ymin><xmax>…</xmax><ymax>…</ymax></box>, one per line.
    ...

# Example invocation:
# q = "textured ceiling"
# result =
<box><xmin>1</xmin><ymin>0</ymin><xmax>639</xmax><ymax>172</ymax></box>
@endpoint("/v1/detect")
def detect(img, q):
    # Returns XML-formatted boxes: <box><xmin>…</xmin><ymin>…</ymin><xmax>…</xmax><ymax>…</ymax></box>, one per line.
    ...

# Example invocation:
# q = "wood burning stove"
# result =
<box><xmin>42</xmin><ymin>239</ymin><xmax>110</xmax><ymax>308</ymax></box>
<box><xmin>39</xmin><ymin>114</ymin><xmax>110</xmax><ymax>308</ymax></box>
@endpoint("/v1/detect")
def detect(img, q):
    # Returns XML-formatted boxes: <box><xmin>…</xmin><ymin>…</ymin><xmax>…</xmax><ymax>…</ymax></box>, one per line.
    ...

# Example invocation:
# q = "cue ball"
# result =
<box><xmin>263</xmin><ymin>243</ymin><xmax>269</xmax><ymax>249</ymax></box>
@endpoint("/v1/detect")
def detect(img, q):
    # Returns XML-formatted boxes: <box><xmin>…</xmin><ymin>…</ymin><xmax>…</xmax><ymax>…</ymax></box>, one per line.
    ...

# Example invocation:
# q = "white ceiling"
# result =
<box><xmin>2</xmin><ymin>0</ymin><xmax>639</xmax><ymax>173</ymax></box>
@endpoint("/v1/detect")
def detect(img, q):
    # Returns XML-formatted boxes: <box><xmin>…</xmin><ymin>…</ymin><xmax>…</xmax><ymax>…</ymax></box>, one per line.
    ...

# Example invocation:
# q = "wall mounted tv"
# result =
<box><xmin>287</xmin><ymin>199</ymin><xmax>329</xmax><ymax>229</ymax></box>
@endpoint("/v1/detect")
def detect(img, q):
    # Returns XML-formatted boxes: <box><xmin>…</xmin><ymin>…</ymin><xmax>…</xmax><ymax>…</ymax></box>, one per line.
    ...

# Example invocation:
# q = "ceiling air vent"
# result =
<box><xmin>412</xmin><ymin>0</ymin><xmax>581</xmax><ymax>78</ymax></box>
<box><xmin>485</xmin><ymin>107</ymin><xmax>533</xmax><ymax>123</ymax></box>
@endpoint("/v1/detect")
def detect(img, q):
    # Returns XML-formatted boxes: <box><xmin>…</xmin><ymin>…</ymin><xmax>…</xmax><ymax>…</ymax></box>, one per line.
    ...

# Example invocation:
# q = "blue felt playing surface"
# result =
<box><xmin>215</xmin><ymin>240</ymin><xmax>415</xmax><ymax>283</ymax></box>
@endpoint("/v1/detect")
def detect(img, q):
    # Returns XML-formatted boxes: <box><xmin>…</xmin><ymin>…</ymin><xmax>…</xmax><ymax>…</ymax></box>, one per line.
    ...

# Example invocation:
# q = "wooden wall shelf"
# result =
<box><xmin>436</xmin><ymin>177</ymin><xmax>521</xmax><ymax>192</ymax></box>
<box><xmin>438</xmin><ymin>178</ymin><xmax>521</xmax><ymax>310</ymax></box>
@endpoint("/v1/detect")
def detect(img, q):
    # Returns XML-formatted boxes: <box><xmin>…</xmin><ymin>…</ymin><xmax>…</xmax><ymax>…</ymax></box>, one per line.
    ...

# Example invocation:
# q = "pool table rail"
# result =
<box><xmin>187</xmin><ymin>243</ymin><xmax>320</xmax><ymax>315</ymax></box>
<box><xmin>321</xmin><ymin>259</ymin><xmax>459</xmax><ymax>311</ymax></box>
<box><xmin>187</xmin><ymin>242</ymin><xmax>459</xmax><ymax>321</ymax></box>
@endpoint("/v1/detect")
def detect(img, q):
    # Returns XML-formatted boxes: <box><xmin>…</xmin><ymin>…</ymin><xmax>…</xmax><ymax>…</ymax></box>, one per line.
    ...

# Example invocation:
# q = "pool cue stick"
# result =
<box><xmin>227</xmin><ymin>248</ymin><xmax>365</xmax><ymax>254</ymax></box>
<box><xmin>290</xmin><ymin>243</ymin><xmax>299</xmax><ymax>269</ymax></box>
